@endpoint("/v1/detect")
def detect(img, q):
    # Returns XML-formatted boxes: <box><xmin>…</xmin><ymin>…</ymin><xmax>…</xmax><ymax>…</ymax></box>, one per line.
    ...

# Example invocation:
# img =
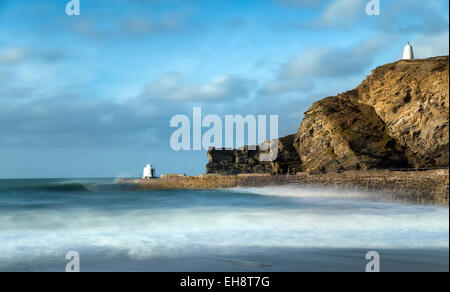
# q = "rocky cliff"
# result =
<box><xmin>357</xmin><ymin>56</ymin><xmax>449</xmax><ymax>168</ymax></box>
<box><xmin>206</xmin><ymin>56</ymin><xmax>449</xmax><ymax>174</ymax></box>
<box><xmin>206</xmin><ymin>135</ymin><xmax>302</xmax><ymax>175</ymax></box>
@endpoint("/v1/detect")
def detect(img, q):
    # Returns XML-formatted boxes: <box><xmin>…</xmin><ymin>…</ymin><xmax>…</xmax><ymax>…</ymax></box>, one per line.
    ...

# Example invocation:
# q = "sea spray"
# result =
<box><xmin>0</xmin><ymin>179</ymin><xmax>448</xmax><ymax>271</ymax></box>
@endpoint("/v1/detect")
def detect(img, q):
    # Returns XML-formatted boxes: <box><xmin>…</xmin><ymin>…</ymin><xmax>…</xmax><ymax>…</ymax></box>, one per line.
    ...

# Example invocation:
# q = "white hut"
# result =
<box><xmin>402</xmin><ymin>42</ymin><xmax>414</xmax><ymax>60</ymax></box>
<box><xmin>142</xmin><ymin>164</ymin><xmax>155</xmax><ymax>179</ymax></box>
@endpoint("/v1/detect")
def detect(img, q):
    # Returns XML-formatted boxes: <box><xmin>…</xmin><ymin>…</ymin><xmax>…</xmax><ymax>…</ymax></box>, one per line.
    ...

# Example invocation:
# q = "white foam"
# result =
<box><xmin>0</xmin><ymin>187</ymin><xmax>448</xmax><ymax>268</ymax></box>
<box><xmin>230</xmin><ymin>185</ymin><xmax>377</xmax><ymax>199</ymax></box>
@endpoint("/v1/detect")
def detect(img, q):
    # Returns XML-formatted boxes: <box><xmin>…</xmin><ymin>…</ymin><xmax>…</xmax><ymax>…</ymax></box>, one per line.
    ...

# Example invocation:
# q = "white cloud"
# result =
<box><xmin>277</xmin><ymin>0</ymin><xmax>324</xmax><ymax>7</ymax></box>
<box><xmin>0</xmin><ymin>48</ymin><xmax>28</xmax><ymax>65</ymax></box>
<box><xmin>311</xmin><ymin>0</ymin><xmax>363</xmax><ymax>28</ymax></box>
<box><xmin>287</xmin><ymin>39</ymin><xmax>385</xmax><ymax>78</ymax></box>
<box><xmin>261</xmin><ymin>37</ymin><xmax>386</xmax><ymax>95</ymax></box>
<box><xmin>142</xmin><ymin>73</ymin><xmax>253</xmax><ymax>102</ymax></box>
<box><xmin>121</xmin><ymin>12</ymin><xmax>185</xmax><ymax>34</ymax></box>
<box><xmin>413</xmin><ymin>31</ymin><xmax>450</xmax><ymax>59</ymax></box>
<box><xmin>373</xmin><ymin>0</ymin><xmax>449</xmax><ymax>34</ymax></box>
<box><xmin>260</xmin><ymin>79</ymin><xmax>314</xmax><ymax>96</ymax></box>
<box><xmin>306</xmin><ymin>0</ymin><xmax>449</xmax><ymax>33</ymax></box>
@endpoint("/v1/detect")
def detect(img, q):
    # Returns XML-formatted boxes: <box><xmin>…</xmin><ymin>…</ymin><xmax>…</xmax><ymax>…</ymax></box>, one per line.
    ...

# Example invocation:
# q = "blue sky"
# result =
<box><xmin>0</xmin><ymin>0</ymin><xmax>448</xmax><ymax>178</ymax></box>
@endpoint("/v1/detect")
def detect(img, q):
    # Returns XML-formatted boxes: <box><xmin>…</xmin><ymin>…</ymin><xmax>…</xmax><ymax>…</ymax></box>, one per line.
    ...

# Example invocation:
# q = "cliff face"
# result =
<box><xmin>357</xmin><ymin>57</ymin><xmax>449</xmax><ymax>167</ymax></box>
<box><xmin>295</xmin><ymin>56</ymin><xmax>449</xmax><ymax>172</ymax></box>
<box><xmin>206</xmin><ymin>135</ymin><xmax>302</xmax><ymax>175</ymax></box>
<box><xmin>294</xmin><ymin>91</ymin><xmax>409</xmax><ymax>172</ymax></box>
<box><xmin>207</xmin><ymin>56</ymin><xmax>449</xmax><ymax>174</ymax></box>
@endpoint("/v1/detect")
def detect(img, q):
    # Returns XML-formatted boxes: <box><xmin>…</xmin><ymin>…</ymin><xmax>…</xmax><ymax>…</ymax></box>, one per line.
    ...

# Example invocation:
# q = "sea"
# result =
<box><xmin>0</xmin><ymin>178</ymin><xmax>448</xmax><ymax>272</ymax></box>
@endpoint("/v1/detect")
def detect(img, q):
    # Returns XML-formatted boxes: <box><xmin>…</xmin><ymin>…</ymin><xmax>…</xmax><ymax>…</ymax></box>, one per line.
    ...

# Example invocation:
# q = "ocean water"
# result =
<box><xmin>0</xmin><ymin>178</ymin><xmax>448</xmax><ymax>272</ymax></box>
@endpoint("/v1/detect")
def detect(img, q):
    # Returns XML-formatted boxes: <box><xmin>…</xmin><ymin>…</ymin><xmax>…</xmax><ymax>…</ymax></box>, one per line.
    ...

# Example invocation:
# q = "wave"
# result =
<box><xmin>229</xmin><ymin>185</ymin><xmax>376</xmax><ymax>199</ymax></box>
<box><xmin>0</xmin><ymin>179</ymin><xmax>133</xmax><ymax>194</ymax></box>
<box><xmin>0</xmin><ymin>184</ymin><xmax>447</xmax><ymax>271</ymax></box>
<box><xmin>0</xmin><ymin>198</ymin><xmax>448</xmax><ymax>261</ymax></box>
<box><xmin>30</xmin><ymin>183</ymin><xmax>90</xmax><ymax>193</ymax></box>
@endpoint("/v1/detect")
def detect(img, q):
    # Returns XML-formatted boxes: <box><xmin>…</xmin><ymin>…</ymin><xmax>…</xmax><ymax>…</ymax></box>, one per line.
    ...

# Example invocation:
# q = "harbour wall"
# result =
<box><xmin>118</xmin><ymin>169</ymin><xmax>449</xmax><ymax>205</ymax></box>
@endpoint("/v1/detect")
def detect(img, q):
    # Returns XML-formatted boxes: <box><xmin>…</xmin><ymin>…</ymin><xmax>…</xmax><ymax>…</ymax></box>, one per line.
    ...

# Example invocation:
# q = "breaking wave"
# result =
<box><xmin>0</xmin><ymin>181</ymin><xmax>448</xmax><ymax>271</ymax></box>
<box><xmin>0</xmin><ymin>179</ymin><xmax>133</xmax><ymax>194</ymax></box>
<box><xmin>229</xmin><ymin>185</ymin><xmax>376</xmax><ymax>199</ymax></box>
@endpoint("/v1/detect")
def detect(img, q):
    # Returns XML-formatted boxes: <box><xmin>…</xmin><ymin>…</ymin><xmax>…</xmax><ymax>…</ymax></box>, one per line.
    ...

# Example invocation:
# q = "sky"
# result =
<box><xmin>0</xmin><ymin>0</ymin><xmax>448</xmax><ymax>178</ymax></box>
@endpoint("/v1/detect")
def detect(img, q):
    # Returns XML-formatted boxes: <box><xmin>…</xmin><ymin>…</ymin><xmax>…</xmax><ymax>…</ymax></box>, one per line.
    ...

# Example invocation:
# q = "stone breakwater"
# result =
<box><xmin>118</xmin><ymin>169</ymin><xmax>449</xmax><ymax>205</ymax></box>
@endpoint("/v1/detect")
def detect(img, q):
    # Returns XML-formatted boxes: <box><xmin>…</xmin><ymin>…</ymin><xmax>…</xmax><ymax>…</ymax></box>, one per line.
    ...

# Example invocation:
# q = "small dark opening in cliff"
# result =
<box><xmin>384</xmin><ymin>138</ymin><xmax>397</xmax><ymax>149</ymax></box>
<box><xmin>403</xmin><ymin>92</ymin><xmax>412</xmax><ymax>104</ymax></box>
<box><xmin>349</xmin><ymin>141</ymin><xmax>366</xmax><ymax>153</ymax></box>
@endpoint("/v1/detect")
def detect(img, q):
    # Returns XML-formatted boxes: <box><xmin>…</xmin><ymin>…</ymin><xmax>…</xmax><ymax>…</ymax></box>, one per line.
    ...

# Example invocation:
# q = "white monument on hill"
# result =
<box><xmin>143</xmin><ymin>164</ymin><xmax>155</xmax><ymax>179</ymax></box>
<box><xmin>402</xmin><ymin>42</ymin><xmax>414</xmax><ymax>60</ymax></box>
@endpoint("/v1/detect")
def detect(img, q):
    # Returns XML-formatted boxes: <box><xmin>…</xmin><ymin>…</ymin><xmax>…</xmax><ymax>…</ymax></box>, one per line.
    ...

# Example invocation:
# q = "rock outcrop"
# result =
<box><xmin>206</xmin><ymin>56</ymin><xmax>449</xmax><ymax>174</ymax></box>
<box><xmin>357</xmin><ymin>56</ymin><xmax>449</xmax><ymax>167</ymax></box>
<box><xmin>295</xmin><ymin>56</ymin><xmax>448</xmax><ymax>172</ymax></box>
<box><xmin>206</xmin><ymin>135</ymin><xmax>302</xmax><ymax>175</ymax></box>
<box><xmin>294</xmin><ymin>90</ymin><xmax>409</xmax><ymax>172</ymax></box>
